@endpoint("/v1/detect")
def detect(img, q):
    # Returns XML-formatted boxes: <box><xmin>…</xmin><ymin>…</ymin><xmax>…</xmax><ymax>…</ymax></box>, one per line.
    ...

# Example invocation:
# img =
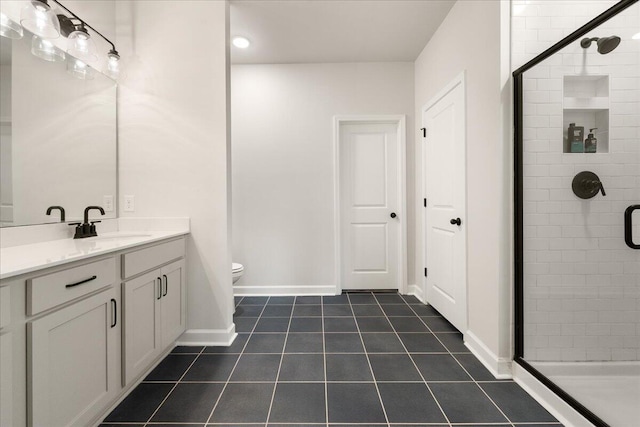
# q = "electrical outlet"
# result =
<box><xmin>103</xmin><ymin>195</ymin><xmax>114</xmax><ymax>212</ymax></box>
<box><xmin>123</xmin><ymin>195</ymin><xmax>135</xmax><ymax>212</ymax></box>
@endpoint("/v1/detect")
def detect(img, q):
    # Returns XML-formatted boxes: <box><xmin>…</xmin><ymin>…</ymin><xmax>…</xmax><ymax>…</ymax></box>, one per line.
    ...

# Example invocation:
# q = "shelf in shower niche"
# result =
<box><xmin>562</xmin><ymin>75</ymin><xmax>610</xmax><ymax>154</ymax></box>
<box><xmin>563</xmin><ymin>98</ymin><xmax>609</xmax><ymax>110</ymax></box>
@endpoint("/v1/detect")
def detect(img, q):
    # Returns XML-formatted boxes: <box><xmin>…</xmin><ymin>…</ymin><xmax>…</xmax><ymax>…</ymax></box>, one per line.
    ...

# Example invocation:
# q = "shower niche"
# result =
<box><xmin>562</xmin><ymin>75</ymin><xmax>609</xmax><ymax>153</ymax></box>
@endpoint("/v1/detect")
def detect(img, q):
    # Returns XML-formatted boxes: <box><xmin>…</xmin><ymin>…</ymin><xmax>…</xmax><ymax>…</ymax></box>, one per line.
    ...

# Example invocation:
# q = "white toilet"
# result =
<box><xmin>232</xmin><ymin>263</ymin><xmax>244</xmax><ymax>284</ymax></box>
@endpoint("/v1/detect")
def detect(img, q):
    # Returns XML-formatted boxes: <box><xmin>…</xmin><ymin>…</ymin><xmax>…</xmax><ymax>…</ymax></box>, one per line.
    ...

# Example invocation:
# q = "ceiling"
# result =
<box><xmin>230</xmin><ymin>0</ymin><xmax>456</xmax><ymax>64</ymax></box>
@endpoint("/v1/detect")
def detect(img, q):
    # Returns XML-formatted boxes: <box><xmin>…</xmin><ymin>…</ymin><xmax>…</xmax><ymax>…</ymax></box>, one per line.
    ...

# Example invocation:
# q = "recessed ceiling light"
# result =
<box><xmin>232</xmin><ymin>36</ymin><xmax>250</xmax><ymax>49</ymax></box>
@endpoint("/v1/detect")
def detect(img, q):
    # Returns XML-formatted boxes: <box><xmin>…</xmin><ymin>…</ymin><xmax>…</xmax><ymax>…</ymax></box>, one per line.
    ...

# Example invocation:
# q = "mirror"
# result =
<box><xmin>0</xmin><ymin>28</ymin><xmax>116</xmax><ymax>227</ymax></box>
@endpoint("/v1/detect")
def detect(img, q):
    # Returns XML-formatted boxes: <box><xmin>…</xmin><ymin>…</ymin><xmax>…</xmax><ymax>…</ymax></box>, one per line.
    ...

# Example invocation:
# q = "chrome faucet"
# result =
<box><xmin>69</xmin><ymin>206</ymin><xmax>105</xmax><ymax>239</ymax></box>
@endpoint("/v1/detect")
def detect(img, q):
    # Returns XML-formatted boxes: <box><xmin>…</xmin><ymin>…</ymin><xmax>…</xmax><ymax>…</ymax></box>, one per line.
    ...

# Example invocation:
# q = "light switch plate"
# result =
<box><xmin>103</xmin><ymin>195</ymin><xmax>114</xmax><ymax>212</ymax></box>
<box><xmin>123</xmin><ymin>195</ymin><xmax>135</xmax><ymax>212</ymax></box>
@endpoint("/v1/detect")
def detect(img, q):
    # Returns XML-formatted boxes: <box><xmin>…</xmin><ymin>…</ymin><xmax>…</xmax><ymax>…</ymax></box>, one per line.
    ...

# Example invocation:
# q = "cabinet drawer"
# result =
<box><xmin>122</xmin><ymin>238</ymin><xmax>185</xmax><ymax>279</ymax></box>
<box><xmin>27</xmin><ymin>258</ymin><xmax>116</xmax><ymax>316</ymax></box>
<box><xmin>0</xmin><ymin>286</ymin><xmax>9</xmax><ymax>329</ymax></box>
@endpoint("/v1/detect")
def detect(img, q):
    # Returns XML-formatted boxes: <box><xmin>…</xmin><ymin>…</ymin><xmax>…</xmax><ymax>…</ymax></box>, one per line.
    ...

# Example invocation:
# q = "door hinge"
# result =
<box><xmin>424</xmin><ymin>268</ymin><xmax>428</xmax><ymax>277</ymax></box>
<box><xmin>420</xmin><ymin>127</ymin><xmax>427</xmax><ymax>138</ymax></box>
<box><xmin>424</xmin><ymin>198</ymin><xmax>427</xmax><ymax>207</ymax></box>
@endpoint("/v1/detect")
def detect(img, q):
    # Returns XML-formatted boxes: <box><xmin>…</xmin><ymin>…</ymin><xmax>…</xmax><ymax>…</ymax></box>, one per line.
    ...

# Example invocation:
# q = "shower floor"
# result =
<box><xmin>532</xmin><ymin>362</ymin><xmax>640</xmax><ymax>426</ymax></box>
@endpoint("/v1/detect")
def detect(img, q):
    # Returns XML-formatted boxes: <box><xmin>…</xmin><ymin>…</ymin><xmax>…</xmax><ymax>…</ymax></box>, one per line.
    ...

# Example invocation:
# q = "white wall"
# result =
<box><xmin>117</xmin><ymin>0</ymin><xmax>234</xmax><ymax>344</ymax></box>
<box><xmin>514</xmin><ymin>0</ymin><xmax>640</xmax><ymax>362</ymax></box>
<box><xmin>231</xmin><ymin>62</ymin><xmax>415</xmax><ymax>294</ymax></box>
<box><xmin>414</xmin><ymin>1</ymin><xmax>512</xmax><ymax>372</ymax></box>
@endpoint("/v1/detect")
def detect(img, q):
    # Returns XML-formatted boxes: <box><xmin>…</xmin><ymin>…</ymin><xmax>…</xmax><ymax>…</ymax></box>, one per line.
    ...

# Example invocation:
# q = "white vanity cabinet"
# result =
<box><xmin>122</xmin><ymin>239</ymin><xmax>186</xmax><ymax>385</ymax></box>
<box><xmin>29</xmin><ymin>286</ymin><xmax>120</xmax><ymax>427</ymax></box>
<box><xmin>1</xmin><ymin>285</ymin><xmax>14</xmax><ymax>427</ymax></box>
<box><xmin>0</xmin><ymin>231</ymin><xmax>188</xmax><ymax>427</ymax></box>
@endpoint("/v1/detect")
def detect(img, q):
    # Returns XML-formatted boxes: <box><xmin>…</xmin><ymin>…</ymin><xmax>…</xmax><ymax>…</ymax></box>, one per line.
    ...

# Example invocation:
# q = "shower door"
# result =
<box><xmin>514</xmin><ymin>1</ymin><xmax>640</xmax><ymax>426</ymax></box>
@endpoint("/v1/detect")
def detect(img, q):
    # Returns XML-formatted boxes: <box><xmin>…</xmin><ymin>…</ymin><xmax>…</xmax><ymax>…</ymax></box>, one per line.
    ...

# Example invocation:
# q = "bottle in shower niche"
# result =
<box><xmin>584</xmin><ymin>128</ymin><xmax>598</xmax><ymax>153</ymax></box>
<box><xmin>568</xmin><ymin>123</ymin><xmax>584</xmax><ymax>153</ymax></box>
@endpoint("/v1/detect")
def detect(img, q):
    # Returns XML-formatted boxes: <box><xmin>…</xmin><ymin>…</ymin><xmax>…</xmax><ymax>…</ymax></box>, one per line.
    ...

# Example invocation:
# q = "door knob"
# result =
<box><xmin>450</xmin><ymin>218</ymin><xmax>461</xmax><ymax>226</ymax></box>
<box><xmin>390</xmin><ymin>212</ymin><xmax>397</xmax><ymax>219</ymax></box>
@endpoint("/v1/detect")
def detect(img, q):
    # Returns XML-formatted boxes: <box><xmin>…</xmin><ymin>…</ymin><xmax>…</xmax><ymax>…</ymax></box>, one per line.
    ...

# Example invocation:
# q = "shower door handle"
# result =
<box><xmin>624</xmin><ymin>205</ymin><xmax>640</xmax><ymax>249</ymax></box>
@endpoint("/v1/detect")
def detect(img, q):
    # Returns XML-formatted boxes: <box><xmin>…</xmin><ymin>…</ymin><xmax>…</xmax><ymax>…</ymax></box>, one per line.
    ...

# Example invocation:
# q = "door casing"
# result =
<box><xmin>334</xmin><ymin>115</ymin><xmax>407</xmax><ymax>295</ymax></box>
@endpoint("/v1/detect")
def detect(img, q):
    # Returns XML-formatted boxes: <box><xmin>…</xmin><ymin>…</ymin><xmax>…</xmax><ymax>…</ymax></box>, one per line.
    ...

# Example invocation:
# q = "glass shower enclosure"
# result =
<box><xmin>513</xmin><ymin>0</ymin><xmax>639</xmax><ymax>426</ymax></box>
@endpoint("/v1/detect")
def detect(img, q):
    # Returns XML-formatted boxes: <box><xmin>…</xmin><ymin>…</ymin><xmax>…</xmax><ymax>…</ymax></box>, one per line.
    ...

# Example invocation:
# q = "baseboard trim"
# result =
<box><xmin>233</xmin><ymin>285</ymin><xmax>337</xmax><ymax>296</ymax></box>
<box><xmin>513</xmin><ymin>363</ymin><xmax>594</xmax><ymax>427</ymax></box>
<box><xmin>407</xmin><ymin>283</ymin><xmax>425</xmax><ymax>303</ymax></box>
<box><xmin>177</xmin><ymin>324</ymin><xmax>237</xmax><ymax>346</ymax></box>
<box><xmin>464</xmin><ymin>330</ymin><xmax>513</xmax><ymax>380</ymax></box>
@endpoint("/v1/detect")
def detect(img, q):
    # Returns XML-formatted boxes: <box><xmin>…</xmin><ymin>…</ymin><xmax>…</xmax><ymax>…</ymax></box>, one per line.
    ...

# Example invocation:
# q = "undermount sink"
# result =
<box><xmin>87</xmin><ymin>232</ymin><xmax>152</xmax><ymax>242</ymax></box>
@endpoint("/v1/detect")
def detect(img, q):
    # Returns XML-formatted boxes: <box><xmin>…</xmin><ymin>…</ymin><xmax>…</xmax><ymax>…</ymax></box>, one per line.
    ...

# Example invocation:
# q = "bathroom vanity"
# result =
<box><xmin>0</xmin><ymin>224</ymin><xmax>189</xmax><ymax>427</ymax></box>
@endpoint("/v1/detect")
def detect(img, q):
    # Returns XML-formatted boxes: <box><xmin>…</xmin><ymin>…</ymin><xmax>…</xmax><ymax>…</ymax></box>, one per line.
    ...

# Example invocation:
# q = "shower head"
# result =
<box><xmin>580</xmin><ymin>35</ymin><xmax>621</xmax><ymax>54</ymax></box>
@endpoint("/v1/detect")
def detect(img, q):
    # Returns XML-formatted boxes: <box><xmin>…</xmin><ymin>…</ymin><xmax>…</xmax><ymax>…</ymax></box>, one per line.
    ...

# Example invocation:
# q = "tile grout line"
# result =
<box><xmin>203</xmin><ymin>296</ymin><xmax>269</xmax><ymax>426</ymax></box>
<box><xmin>370</xmin><ymin>293</ymin><xmax>452</xmax><ymax>427</ymax></box>
<box><xmin>263</xmin><ymin>296</ymin><xmax>296</xmax><ymax>426</ymax></box>
<box><xmin>346</xmin><ymin>292</ymin><xmax>391</xmax><ymax>427</ymax></box>
<box><xmin>142</xmin><ymin>345</ymin><xmax>208</xmax><ymax>427</ymax></box>
<box><xmin>403</xmin><ymin>300</ymin><xmax>516</xmax><ymax>427</ymax></box>
<box><xmin>322</xmin><ymin>296</ymin><xmax>329</xmax><ymax>427</ymax></box>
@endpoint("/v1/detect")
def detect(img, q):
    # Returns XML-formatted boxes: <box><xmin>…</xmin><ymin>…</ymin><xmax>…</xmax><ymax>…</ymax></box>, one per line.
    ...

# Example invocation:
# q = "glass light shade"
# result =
<box><xmin>20</xmin><ymin>0</ymin><xmax>60</xmax><ymax>39</ymax></box>
<box><xmin>105</xmin><ymin>57</ymin><xmax>120</xmax><ymax>79</ymax></box>
<box><xmin>66</xmin><ymin>57</ymin><xmax>94</xmax><ymax>80</ymax></box>
<box><xmin>67</xmin><ymin>29</ymin><xmax>97</xmax><ymax>62</ymax></box>
<box><xmin>0</xmin><ymin>12</ymin><xmax>23</xmax><ymax>39</ymax></box>
<box><xmin>31</xmin><ymin>35</ymin><xmax>65</xmax><ymax>62</ymax></box>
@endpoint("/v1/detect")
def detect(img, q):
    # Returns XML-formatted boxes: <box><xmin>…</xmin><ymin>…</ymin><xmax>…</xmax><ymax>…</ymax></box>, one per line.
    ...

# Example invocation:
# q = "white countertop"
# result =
<box><xmin>0</xmin><ymin>218</ymin><xmax>190</xmax><ymax>280</ymax></box>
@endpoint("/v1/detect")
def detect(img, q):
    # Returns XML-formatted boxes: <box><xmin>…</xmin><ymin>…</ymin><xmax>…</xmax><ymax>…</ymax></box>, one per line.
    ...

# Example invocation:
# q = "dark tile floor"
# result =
<box><xmin>102</xmin><ymin>292</ymin><xmax>562</xmax><ymax>427</ymax></box>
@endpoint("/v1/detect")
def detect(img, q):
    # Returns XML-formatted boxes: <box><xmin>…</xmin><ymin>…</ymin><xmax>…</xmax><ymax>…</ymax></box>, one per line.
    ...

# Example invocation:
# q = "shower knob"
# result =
<box><xmin>572</xmin><ymin>171</ymin><xmax>606</xmax><ymax>199</ymax></box>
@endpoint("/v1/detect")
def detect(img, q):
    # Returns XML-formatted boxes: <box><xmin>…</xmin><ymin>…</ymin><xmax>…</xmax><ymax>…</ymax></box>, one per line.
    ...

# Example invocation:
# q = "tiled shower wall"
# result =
<box><xmin>513</xmin><ymin>0</ymin><xmax>640</xmax><ymax>362</ymax></box>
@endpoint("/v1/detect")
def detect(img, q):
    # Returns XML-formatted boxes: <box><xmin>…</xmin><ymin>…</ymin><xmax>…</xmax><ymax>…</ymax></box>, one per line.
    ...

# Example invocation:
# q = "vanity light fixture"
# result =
<box><xmin>54</xmin><ymin>2</ymin><xmax>121</xmax><ymax>78</ymax></box>
<box><xmin>1</xmin><ymin>0</ymin><xmax>123</xmax><ymax>79</ymax></box>
<box><xmin>0</xmin><ymin>12</ymin><xmax>23</xmax><ymax>39</ymax></box>
<box><xmin>20</xmin><ymin>0</ymin><xmax>60</xmax><ymax>39</ymax></box>
<box><xmin>232</xmin><ymin>36</ymin><xmax>250</xmax><ymax>49</ymax></box>
<box><xmin>31</xmin><ymin>34</ymin><xmax>65</xmax><ymax>62</ymax></box>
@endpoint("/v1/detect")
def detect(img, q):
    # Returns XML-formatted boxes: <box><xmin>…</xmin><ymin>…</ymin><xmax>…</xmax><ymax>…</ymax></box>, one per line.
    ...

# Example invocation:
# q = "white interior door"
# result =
<box><xmin>340</xmin><ymin>122</ymin><xmax>400</xmax><ymax>290</ymax></box>
<box><xmin>423</xmin><ymin>78</ymin><xmax>467</xmax><ymax>332</ymax></box>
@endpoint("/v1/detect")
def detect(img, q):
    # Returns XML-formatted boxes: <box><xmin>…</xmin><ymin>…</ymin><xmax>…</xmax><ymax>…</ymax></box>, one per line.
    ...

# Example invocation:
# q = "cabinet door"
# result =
<box><xmin>29</xmin><ymin>287</ymin><xmax>119</xmax><ymax>427</ymax></box>
<box><xmin>123</xmin><ymin>270</ymin><xmax>162</xmax><ymax>385</ymax></box>
<box><xmin>0</xmin><ymin>332</ymin><xmax>13</xmax><ymax>427</ymax></box>
<box><xmin>160</xmin><ymin>259</ymin><xmax>186</xmax><ymax>346</ymax></box>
